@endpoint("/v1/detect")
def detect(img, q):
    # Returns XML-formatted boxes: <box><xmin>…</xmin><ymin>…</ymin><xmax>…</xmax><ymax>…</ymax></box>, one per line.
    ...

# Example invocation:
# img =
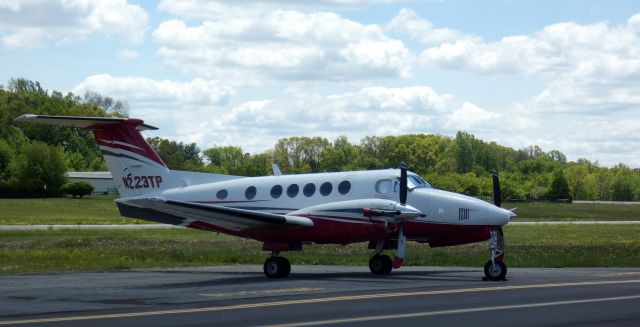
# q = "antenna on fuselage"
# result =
<box><xmin>272</xmin><ymin>163</ymin><xmax>282</xmax><ymax>176</ymax></box>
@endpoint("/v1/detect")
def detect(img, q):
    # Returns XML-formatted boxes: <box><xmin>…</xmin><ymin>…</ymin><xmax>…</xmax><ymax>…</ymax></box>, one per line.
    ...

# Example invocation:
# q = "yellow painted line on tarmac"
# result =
<box><xmin>601</xmin><ymin>272</ymin><xmax>640</xmax><ymax>277</ymax></box>
<box><xmin>1</xmin><ymin>279</ymin><xmax>639</xmax><ymax>325</ymax></box>
<box><xmin>268</xmin><ymin>294</ymin><xmax>640</xmax><ymax>327</ymax></box>
<box><xmin>199</xmin><ymin>287</ymin><xmax>323</xmax><ymax>297</ymax></box>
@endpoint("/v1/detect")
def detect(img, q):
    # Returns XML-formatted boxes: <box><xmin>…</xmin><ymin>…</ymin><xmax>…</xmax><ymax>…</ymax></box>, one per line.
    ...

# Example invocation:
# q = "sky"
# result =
<box><xmin>1</xmin><ymin>0</ymin><xmax>640</xmax><ymax>167</ymax></box>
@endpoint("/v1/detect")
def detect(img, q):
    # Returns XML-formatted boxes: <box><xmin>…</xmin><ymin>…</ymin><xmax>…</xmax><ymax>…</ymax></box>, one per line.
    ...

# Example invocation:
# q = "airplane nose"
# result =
<box><xmin>499</xmin><ymin>207</ymin><xmax>516</xmax><ymax>225</ymax></box>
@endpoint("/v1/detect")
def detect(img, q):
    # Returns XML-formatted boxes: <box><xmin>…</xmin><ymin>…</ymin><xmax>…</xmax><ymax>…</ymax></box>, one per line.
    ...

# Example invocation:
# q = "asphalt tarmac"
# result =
<box><xmin>1</xmin><ymin>265</ymin><xmax>639</xmax><ymax>326</ymax></box>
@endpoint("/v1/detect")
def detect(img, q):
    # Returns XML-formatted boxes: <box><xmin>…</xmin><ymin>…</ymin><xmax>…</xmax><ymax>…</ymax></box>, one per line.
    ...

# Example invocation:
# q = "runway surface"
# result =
<box><xmin>1</xmin><ymin>266</ymin><xmax>639</xmax><ymax>326</ymax></box>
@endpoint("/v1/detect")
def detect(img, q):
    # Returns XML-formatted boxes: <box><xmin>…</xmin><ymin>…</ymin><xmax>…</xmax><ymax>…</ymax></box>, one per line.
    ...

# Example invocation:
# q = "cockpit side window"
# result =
<box><xmin>407</xmin><ymin>175</ymin><xmax>433</xmax><ymax>189</ymax></box>
<box><xmin>375</xmin><ymin>179</ymin><xmax>392</xmax><ymax>193</ymax></box>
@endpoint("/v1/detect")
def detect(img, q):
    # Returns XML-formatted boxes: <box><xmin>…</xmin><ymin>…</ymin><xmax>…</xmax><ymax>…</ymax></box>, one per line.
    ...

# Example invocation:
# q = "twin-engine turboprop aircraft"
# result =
<box><xmin>16</xmin><ymin>114</ymin><xmax>516</xmax><ymax>280</ymax></box>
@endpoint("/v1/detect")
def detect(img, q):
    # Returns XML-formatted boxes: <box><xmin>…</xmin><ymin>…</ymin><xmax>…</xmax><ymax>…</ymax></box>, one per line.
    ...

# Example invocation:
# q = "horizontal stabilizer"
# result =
<box><xmin>15</xmin><ymin>114</ymin><xmax>158</xmax><ymax>131</ymax></box>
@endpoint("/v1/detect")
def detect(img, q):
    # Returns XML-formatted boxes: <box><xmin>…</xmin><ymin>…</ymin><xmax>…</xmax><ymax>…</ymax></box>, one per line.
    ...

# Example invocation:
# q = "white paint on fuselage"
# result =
<box><xmin>156</xmin><ymin>169</ymin><xmax>510</xmax><ymax>228</ymax></box>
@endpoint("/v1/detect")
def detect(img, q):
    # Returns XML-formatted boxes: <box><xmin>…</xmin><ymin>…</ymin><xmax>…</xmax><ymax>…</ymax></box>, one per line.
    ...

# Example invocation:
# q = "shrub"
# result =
<box><xmin>61</xmin><ymin>181</ymin><xmax>94</xmax><ymax>198</ymax></box>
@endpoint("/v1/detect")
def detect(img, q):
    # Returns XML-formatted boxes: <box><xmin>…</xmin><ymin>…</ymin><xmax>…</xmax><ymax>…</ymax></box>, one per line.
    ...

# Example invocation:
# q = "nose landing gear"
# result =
<box><xmin>369</xmin><ymin>239</ymin><xmax>393</xmax><ymax>274</ymax></box>
<box><xmin>483</xmin><ymin>228</ymin><xmax>508</xmax><ymax>281</ymax></box>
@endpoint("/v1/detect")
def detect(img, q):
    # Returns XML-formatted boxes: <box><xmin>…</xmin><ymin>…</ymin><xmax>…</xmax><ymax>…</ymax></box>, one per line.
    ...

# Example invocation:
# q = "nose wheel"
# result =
<box><xmin>484</xmin><ymin>228</ymin><xmax>508</xmax><ymax>281</ymax></box>
<box><xmin>264</xmin><ymin>254</ymin><xmax>291</xmax><ymax>278</ymax></box>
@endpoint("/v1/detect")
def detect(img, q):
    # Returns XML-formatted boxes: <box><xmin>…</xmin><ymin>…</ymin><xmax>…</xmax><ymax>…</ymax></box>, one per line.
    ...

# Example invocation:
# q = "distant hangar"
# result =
<box><xmin>66</xmin><ymin>171</ymin><xmax>117</xmax><ymax>194</ymax></box>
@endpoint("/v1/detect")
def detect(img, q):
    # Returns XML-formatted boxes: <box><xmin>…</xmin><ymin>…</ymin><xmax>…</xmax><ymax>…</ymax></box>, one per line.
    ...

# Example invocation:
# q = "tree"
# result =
<box><xmin>548</xmin><ymin>169</ymin><xmax>571</xmax><ymax>202</ymax></box>
<box><xmin>12</xmin><ymin>141</ymin><xmax>67</xmax><ymax>195</ymax></box>
<box><xmin>61</xmin><ymin>181</ymin><xmax>94</xmax><ymax>198</ymax></box>
<box><xmin>83</xmin><ymin>91</ymin><xmax>129</xmax><ymax>117</ymax></box>
<box><xmin>564</xmin><ymin>164</ymin><xmax>594</xmax><ymax>200</ymax></box>
<box><xmin>454</xmin><ymin>131</ymin><xmax>475</xmax><ymax>173</ymax></box>
<box><xmin>611</xmin><ymin>165</ymin><xmax>637</xmax><ymax>201</ymax></box>
<box><xmin>548</xmin><ymin>150</ymin><xmax>567</xmax><ymax>164</ymax></box>
<box><xmin>203</xmin><ymin>145</ymin><xmax>246</xmax><ymax>175</ymax></box>
<box><xmin>320</xmin><ymin>136</ymin><xmax>359</xmax><ymax>172</ymax></box>
<box><xmin>0</xmin><ymin>139</ymin><xmax>12</xmax><ymax>179</ymax></box>
<box><xmin>147</xmin><ymin>137</ymin><xmax>203</xmax><ymax>170</ymax></box>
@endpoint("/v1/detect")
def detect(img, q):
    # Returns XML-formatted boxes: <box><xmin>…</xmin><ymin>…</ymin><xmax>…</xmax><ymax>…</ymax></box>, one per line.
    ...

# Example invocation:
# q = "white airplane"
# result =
<box><xmin>16</xmin><ymin>114</ymin><xmax>516</xmax><ymax>280</ymax></box>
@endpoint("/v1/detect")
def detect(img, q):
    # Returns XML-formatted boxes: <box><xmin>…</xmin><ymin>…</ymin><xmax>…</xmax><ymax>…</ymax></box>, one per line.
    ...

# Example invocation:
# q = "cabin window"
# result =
<box><xmin>287</xmin><ymin>184</ymin><xmax>299</xmax><ymax>198</ymax></box>
<box><xmin>375</xmin><ymin>179</ymin><xmax>392</xmax><ymax>193</ymax></box>
<box><xmin>394</xmin><ymin>181</ymin><xmax>399</xmax><ymax>192</ymax></box>
<box><xmin>338</xmin><ymin>180</ymin><xmax>351</xmax><ymax>195</ymax></box>
<box><xmin>319</xmin><ymin>182</ymin><xmax>332</xmax><ymax>196</ymax></box>
<box><xmin>270</xmin><ymin>185</ymin><xmax>283</xmax><ymax>199</ymax></box>
<box><xmin>216</xmin><ymin>189</ymin><xmax>228</xmax><ymax>200</ymax></box>
<box><xmin>245</xmin><ymin>186</ymin><xmax>257</xmax><ymax>200</ymax></box>
<box><xmin>303</xmin><ymin>183</ymin><xmax>316</xmax><ymax>197</ymax></box>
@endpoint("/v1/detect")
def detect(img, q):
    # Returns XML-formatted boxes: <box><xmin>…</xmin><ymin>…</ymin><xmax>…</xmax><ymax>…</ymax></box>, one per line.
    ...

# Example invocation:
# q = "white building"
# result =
<box><xmin>66</xmin><ymin>172</ymin><xmax>117</xmax><ymax>195</ymax></box>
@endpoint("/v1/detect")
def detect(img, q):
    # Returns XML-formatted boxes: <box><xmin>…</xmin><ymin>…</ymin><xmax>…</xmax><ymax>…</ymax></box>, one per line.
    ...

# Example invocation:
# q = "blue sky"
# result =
<box><xmin>1</xmin><ymin>0</ymin><xmax>640</xmax><ymax>167</ymax></box>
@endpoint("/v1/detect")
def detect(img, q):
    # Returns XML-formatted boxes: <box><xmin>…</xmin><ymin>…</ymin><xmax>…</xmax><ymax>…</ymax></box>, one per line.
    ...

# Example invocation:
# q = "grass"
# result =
<box><xmin>1</xmin><ymin>225</ymin><xmax>639</xmax><ymax>274</ymax></box>
<box><xmin>0</xmin><ymin>196</ymin><xmax>639</xmax><ymax>225</ymax></box>
<box><xmin>0</xmin><ymin>195</ymin><xmax>149</xmax><ymax>225</ymax></box>
<box><xmin>506</xmin><ymin>202</ymin><xmax>640</xmax><ymax>221</ymax></box>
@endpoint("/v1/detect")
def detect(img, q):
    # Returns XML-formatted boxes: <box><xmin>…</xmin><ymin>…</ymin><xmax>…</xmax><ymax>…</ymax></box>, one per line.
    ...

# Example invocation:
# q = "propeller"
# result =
<box><xmin>393</xmin><ymin>162</ymin><xmax>409</xmax><ymax>269</ymax></box>
<box><xmin>492</xmin><ymin>169</ymin><xmax>501</xmax><ymax>208</ymax></box>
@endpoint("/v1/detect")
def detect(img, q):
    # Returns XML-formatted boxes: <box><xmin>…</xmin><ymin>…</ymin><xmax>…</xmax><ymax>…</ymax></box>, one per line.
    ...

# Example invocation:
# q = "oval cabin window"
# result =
<box><xmin>303</xmin><ymin>183</ymin><xmax>316</xmax><ymax>197</ymax></box>
<box><xmin>216</xmin><ymin>189</ymin><xmax>228</xmax><ymax>200</ymax></box>
<box><xmin>245</xmin><ymin>186</ymin><xmax>257</xmax><ymax>200</ymax></box>
<box><xmin>287</xmin><ymin>184</ymin><xmax>299</xmax><ymax>198</ymax></box>
<box><xmin>319</xmin><ymin>182</ymin><xmax>332</xmax><ymax>196</ymax></box>
<box><xmin>338</xmin><ymin>180</ymin><xmax>351</xmax><ymax>195</ymax></box>
<box><xmin>270</xmin><ymin>185</ymin><xmax>283</xmax><ymax>199</ymax></box>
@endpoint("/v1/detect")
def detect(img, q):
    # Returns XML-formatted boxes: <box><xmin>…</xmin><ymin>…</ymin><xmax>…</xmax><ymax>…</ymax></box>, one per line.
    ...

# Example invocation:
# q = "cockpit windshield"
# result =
<box><xmin>407</xmin><ymin>174</ymin><xmax>433</xmax><ymax>189</ymax></box>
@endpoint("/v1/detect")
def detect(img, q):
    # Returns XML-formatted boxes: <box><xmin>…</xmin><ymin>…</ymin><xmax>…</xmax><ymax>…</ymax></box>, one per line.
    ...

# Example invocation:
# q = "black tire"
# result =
<box><xmin>276</xmin><ymin>256</ymin><xmax>291</xmax><ymax>277</ymax></box>
<box><xmin>264</xmin><ymin>256</ymin><xmax>291</xmax><ymax>278</ymax></box>
<box><xmin>484</xmin><ymin>259</ymin><xmax>507</xmax><ymax>281</ymax></box>
<box><xmin>369</xmin><ymin>254</ymin><xmax>393</xmax><ymax>274</ymax></box>
<box><xmin>380</xmin><ymin>255</ymin><xmax>393</xmax><ymax>274</ymax></box>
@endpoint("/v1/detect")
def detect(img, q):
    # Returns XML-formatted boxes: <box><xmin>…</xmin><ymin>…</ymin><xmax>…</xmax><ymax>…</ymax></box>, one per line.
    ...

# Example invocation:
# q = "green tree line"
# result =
<box><xmin>1</xmin><ymin>78</ymin><xmax>639</xmax><ymax>201</ymax></box>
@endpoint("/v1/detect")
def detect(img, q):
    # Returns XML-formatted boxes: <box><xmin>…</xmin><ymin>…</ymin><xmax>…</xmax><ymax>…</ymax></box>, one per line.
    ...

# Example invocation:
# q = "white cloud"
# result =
<box><xmin>170</xmin><ymin>85</ymin><xmax>460</xmax><ymax>151</ymax></box>
<box><xmin>0</xmin><ymin>0</ymin><xmax>148</xmax><ymax>49</ymax></box>
<box><xmin>117</xmin><ymin>49</ymin><xmax>139</xmax><ymax>60</ymax></box>
<box><xmin>152</xmin><ymin>9</ymin><xmax>413</xmax><ymax>81</ymax></box>
<box><xmin>418</xmin><ymin>12</ymin><xmax>640</xmax><ymax>116</ymax></box>
<box><xmin>158</xmin><ymin>0</ymin><xmax>413</xmax><ymax>20</ymax></box>
<box><xmin>387</xmin><ymin>8</ymin><xmax>463</xmax><ymax>44</ymax></box>
<box><xmin>444</xmin><ymin>102</ymin><xmax>500</xmax><ymax>130</ymax></box>
<box><xmin>73</xmin><ymin>74</ymin><xmax>234</xmax><ymax>107</ymax></box>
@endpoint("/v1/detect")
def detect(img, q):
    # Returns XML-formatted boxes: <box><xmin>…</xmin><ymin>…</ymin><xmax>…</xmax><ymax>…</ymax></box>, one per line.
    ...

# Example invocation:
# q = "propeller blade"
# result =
<box><xmin>392</xmin><ymin>223</ymin><xmax>406</xmax><ymax>269</ymax></box>
<box><xmin>400</xmin><ymin>162</ymin><xmax>407</xmax><ymax>205</ymax></box>
<box><xmin>492</xmin><ymin>169</ymin><xmax>501</xmax><ymax>208</ymax></box>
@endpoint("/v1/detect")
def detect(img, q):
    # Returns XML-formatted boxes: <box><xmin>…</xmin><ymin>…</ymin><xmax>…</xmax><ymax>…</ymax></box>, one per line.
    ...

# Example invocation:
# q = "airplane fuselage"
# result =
<box><xmin>151</xmin><ymin>169</ymin><xmax>512</xmax><ymax>247</ymax></box>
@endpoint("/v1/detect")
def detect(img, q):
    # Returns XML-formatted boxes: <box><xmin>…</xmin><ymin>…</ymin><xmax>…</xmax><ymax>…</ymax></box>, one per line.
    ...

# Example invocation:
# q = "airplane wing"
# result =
<box><xmin>116</xmin><ymin>197</ymin><xmax>314</xmax><ymax>232</ymax></box>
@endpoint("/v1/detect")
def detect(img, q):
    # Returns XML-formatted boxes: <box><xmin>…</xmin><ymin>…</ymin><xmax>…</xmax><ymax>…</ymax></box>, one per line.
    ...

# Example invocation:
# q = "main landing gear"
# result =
<box><xmin>263</xmin><ymin>252</ymin><xmax>291</xmax><ymax>278</ymax></box>
<box><xmin>483</xmin><ymin>228</ymin><xmax>507</xmax><ymax>281</ymax></box>
<box><xmin>369</xmin><ymin>254</ymin><xmax>393</xmax><ymax>274</ymax></box>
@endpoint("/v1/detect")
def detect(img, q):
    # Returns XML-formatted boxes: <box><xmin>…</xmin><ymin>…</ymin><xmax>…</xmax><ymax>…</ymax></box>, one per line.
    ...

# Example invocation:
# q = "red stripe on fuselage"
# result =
<box><xmin>184</xmin><ymin>213</ymin><xmax>496</xmax><ymax>247</ymax></box>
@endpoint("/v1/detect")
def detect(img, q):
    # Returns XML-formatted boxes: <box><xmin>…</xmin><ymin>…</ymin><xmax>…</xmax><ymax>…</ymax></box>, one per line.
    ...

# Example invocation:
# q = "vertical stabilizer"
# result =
<box><xmin>15</xmin><ymin>114</ymin><xmax>175</xmax><ymax>197</ymax></box>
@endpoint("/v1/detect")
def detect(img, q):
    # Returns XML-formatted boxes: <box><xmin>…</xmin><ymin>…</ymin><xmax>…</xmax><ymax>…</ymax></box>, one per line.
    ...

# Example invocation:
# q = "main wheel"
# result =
<box><xmin>484</xmin><ymin>259</ymin><xmax>507</xmax><ymax>281</ymax></box>
<box><xmin>369</xmin><ymin>254</ymin><xmax>393</xmax><ymax>274</ymax></box>
<box><xmin>264</xmin><ymin>256</ymin><xmax>291</xmax><ymax>278</ymax></box>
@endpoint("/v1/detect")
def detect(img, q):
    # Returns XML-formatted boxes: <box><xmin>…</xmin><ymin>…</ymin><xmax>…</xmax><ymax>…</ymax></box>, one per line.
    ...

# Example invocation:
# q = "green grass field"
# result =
<box><xmin>507</xmin><ymin>202</ymin><xmax>640</xmax><ymax>221</ymax></box>
<box><xmin>0</xmin><ymin>195</ymin><xmax>149</xmax><ymax>225</ymax></box>
<box><xmin>1</xmin><ymin>195</ymin><xmax>638</xmax><ymax>274</ymax></box>
<box><xmin>0</xmin><ymin>196</ymin><xmax>638</xmax><ymax>225</ymax></box>
<box><xmin>1</xmin><ymin>225</ymin><xmax>638</xmax><ymax>274</ymax></box>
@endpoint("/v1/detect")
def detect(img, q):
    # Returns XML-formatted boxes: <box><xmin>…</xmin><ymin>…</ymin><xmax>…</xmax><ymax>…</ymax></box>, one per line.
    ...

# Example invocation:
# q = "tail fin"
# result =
<box><xmin>15</xmin><ymin>114</ymin><xmax>172</xmax><ymax>197</ymax></box>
